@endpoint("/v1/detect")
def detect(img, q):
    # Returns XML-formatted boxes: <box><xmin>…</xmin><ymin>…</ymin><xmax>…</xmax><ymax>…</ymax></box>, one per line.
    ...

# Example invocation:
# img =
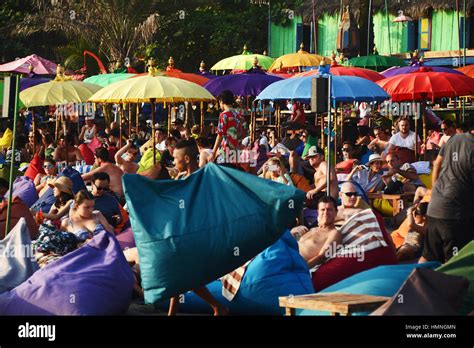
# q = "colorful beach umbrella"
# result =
<box><xmin>268</xmin><ymin>44</ymin><xmax>330</xmax><ymax>73</ymax></box>
<box><xmin>0</xmin><ymin>54</ymin><xmax>57</xmax><ymax>75</ymax></box>
<box><xmin>88</xmin><ymin>73</ymin><xmax>215</xmax><ymax>103</ymax></box>
<box><xmin>203</xmin><ymin>70</ymin><xmax>283</xmax><ymax>97</ymax></box>
<box><xmin>133</xmin><ymin>71</ymin><xmax>209</xmax><ymax>86</ymax></box>
<box><xmin>84</xmin><ymin>73</ymin><xmax>135</xmax><ymax>87</ymax></box>
<box><xmin>376</xmin><ymin>70</ymin><xmax>474</xmax><ymax>102</ymax></box>
<box><xmin>381</xmin><ymin>65</ymin><xmax>464</xmax><ymax>78</ymax></box>
<box><xmin>211</xmin><ymin>45</ymin><xmax>274</xmax><ymax>72</ymax></box>
<box><xmin>256</xmin><ymin>75</ymin><xmax>389</xmax><ymax>103</ymax></box>
<box><xmin>293</xmin><ymin>64</ymin><xmax>384</xmax><ymax>82</ymax></box>
<box><xmin>20</xmin><ymin>80</ymin><xmax>102</xmax><ymax>107</ymax></box>
<box><xmin>347</xmin><ymin>54</ymin><xmax>407</xmax><ymax>72</ymax></box>
<box><xmin>456</xmin><ymin>64</ymin><xmax>474</xmax><ymax>78</ymax></box>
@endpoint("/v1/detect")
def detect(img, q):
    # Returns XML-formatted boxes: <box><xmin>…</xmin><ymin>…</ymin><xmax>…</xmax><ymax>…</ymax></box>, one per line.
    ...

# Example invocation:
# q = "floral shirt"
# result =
<box><xmin>217</xmin><ymin>108</ymin><xmax>245</xmax><ymax>157</ymax></box>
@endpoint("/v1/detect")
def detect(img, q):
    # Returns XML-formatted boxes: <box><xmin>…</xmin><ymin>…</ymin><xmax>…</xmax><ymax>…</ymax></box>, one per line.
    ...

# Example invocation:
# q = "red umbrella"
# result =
<box><xmin>293</xmin><ymin>64</ymin><xmax>383</xmax><ymax>82</ymax></box>
<box><xmin>133</xmin><ymin>71</ymin><xmax>209</xmax><ymax>86</ymax></box>
<box><xmin>376</xmin><ymin>69</ymin><xmax>474</xmax><ymax>102</ymax></box>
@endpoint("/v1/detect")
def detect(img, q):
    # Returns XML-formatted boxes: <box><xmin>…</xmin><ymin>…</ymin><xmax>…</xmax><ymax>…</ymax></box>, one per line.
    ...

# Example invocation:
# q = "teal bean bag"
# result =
<box><xmin>123</xmin><ymin>163</ymin><xmax>305</xmax><ymax>304</ymax></box>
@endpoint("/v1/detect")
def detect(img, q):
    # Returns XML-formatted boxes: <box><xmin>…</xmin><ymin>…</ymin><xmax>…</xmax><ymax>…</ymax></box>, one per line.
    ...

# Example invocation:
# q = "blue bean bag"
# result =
<box><xmin>297</xmin><ymin>261</ymin><xmax>441</xmax><ymax>315</ymax></box>
<box><xmin>8</xmin><ymin>176</ymin><xmax>38</xmax><ymax>208</ymax></box>
<box><xmin>156</xmin><ymin>231</ymin><xmax>314</xmax><ymax>315</ymax></box>
<box><xmin>0</xmin><ymin>218</ymin><xmax>39</xmax><ymax>293</ymax></box>
<box><xmin>0</xmin><ymin>230</ymin><xmax>134</xmax><ymax>315</ymax></box>
<box><xmin>30</xmin><ymin>166</ymin><xmax>86</xmax><ymax>213</ymax></box>
<box><xmin>123</xmin><ymin>163</ymin><xmax>306</xmax><ymax>304</ymax></box>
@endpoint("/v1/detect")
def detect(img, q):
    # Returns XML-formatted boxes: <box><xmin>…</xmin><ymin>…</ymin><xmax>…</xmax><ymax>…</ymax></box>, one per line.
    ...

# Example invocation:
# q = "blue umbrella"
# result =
<box><xmin>255</xmin><ymin>75</ymin><xmax>390</xmax><ymax>103</ymax></box>
<box><xmin>204</xmin><ymin>71</ymin><xmax>283</xmax><ymax>97</ymax></box>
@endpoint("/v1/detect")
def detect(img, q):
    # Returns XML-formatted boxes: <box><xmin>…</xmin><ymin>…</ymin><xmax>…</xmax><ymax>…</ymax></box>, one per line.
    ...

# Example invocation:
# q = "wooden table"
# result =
<box><xmin>366</xmin><ymin>192</ymin><xmax>415</xmax><ymax>216</ymax></box>
<box><xmin>279</xmin><ymin>293</ymin><xmax>390</xmax><ymax>316</ymax></box>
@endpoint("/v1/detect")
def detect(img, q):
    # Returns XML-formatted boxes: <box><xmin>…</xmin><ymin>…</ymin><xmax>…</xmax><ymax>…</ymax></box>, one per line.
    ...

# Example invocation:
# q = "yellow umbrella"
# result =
<box><xmin>88</xmin><ymin>69</ymin><xmax>215</xmax><ymax>103</ymax></box>
<box><xmin>20</xmin><ymin>80</ymin><xmax>102</xmax><ymax>107</ymax></box>
<box><xmin>268</xmin><ymin>43</ymin><xmax>330</xmax><ymax>73</ymax></box>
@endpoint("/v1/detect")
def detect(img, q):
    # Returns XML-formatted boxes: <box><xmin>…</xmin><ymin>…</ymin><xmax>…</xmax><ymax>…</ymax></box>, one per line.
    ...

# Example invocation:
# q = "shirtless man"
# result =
<box><xmin>82</xmin><ymin>147</ymin><xmax>124</xmax><ymax>199</ymax></box>
<box><xmin>296</xmin><ymin>196</ymin><xmax>342</xmax><ymax>268</ymax></box>
<box><xmin>53</xmin><ymin>134</ymin><xmax>83</xmax><ymax>165</ymax></box>
<box><xmin>115</xmin><ymin>139</ymin><xmax>139</xmax><ymax>174</ymax></box>
<box><xmin>305</xmin><ymin>146</ymin><xmax>338</xmax><ymax>202</ymax></box>
<box><xmin>367</xmin><ymin>127</ymin><xmax>390</xmax><ymax>155</ymax></box>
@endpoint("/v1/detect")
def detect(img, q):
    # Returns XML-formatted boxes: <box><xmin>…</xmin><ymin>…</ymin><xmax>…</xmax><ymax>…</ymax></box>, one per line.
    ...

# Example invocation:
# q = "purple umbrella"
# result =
<box><xmin>381</xmin><ymin>65</ymin><xmax>464</xmax><ymax>78</ymax></box>
<box><xmin>20</xmin><ymin>77</ymin><xmax>51</xmax><ymax>91</ymax></box>
<box><xmin>203</xmin><ymin>71</ymin><xmax>283</xmax><ymax>97</ymax></box>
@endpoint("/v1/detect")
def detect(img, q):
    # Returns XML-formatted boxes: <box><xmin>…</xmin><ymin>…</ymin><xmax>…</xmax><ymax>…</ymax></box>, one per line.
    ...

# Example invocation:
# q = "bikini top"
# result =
<box><xmin>68</xmin><ymin>212</ymin><xmax>104</xmax><ymax>241</ymax></box>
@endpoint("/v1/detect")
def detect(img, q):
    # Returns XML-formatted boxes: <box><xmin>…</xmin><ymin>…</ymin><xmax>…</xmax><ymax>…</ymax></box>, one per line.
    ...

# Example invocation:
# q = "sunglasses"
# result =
<box><xmin>342</xmin><ymin>148</ymin><xmax>351</xmax><ymax>152</ymax></box>
<box><xmin>343</xmin><ymin>192</ymin><xmax>359</xmax><ymax>197</ymax></box>
<box><xmin>43</xmin><ymin>164</ymin><xmax>54</xmax><ymax>169</ymax></box>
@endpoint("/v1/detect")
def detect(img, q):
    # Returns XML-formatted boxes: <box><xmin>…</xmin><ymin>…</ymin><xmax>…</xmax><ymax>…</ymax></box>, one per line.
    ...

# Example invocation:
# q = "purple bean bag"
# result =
<box><xmin>0</xmin><ymin>230</ymin><xmax>134</xmax><ymax>315</ymax></box>
<box><xmin>116</xmin><ymin>227</ymin><xmax>135</xmax><ymax>250</ymax></box>
<box><xmin>8</xmin><ymin>176</ymin><xmax>39</xmax><ymax>208</ymax></box>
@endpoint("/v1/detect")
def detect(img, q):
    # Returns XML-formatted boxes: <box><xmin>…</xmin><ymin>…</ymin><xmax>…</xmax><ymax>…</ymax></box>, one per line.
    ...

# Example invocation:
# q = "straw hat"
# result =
<box><xmin>48</xmin><ymin>176</ymin><xmax>74</xmax><ymax>196</ymax></box>
<box><xmin>366</xmin><ymin>153</ymin><xmax>385</xmax><ymax>165</ymax></box>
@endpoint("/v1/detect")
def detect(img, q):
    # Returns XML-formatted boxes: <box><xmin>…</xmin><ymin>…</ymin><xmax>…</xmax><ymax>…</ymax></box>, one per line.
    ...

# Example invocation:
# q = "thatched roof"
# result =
<box><xmin>299</xmin><ymin>0</ymin><xmax>474</xmax><ymax>22</ymax></box>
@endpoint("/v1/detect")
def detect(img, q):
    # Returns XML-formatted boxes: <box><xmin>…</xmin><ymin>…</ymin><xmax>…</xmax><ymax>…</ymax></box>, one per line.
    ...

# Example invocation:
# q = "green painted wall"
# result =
<box><xmin>317</xmin><ymin>12</ymin><xmax>339</xmax><ymax>57</ymax></box>
<box><xmin>269</xmin><ymin>16</ymin><xmax>301</xmax><ymax>57</ymax></box>
<box><xmin>373</xmin><ymin>12</ymin><xmax>410</xmax><ymax>55</ymax></box>
<box><xmin>431</xmin><ymin>11</ymin><xmax>461</xmax><ymax>51</ymax></box>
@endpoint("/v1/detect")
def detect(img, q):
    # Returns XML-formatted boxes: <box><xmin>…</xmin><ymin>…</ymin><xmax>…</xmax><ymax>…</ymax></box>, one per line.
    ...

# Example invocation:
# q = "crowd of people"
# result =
<box><xmin>0</xmin><ymin>87</ymin><xmax>472</xmax><ymax>315</ymax></box>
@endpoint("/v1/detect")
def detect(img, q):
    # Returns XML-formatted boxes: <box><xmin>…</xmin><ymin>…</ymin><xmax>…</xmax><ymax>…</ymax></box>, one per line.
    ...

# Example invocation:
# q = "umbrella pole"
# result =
<box><xmin>320</xmin><ymin>113</ymin><xmax>325</xmax><ymax>149</ymax></box>
<box><xmin>334</xmin><ymin>105</ymin><xmax>337</xmax><ymax>165</ymax></box>
<box><xmin>63</xmin><ymin>114</ymin><xmax>69</xmax><ymax>165</ymax></box>
<box><xmin>5</xmin><ymin>76</ymin><xmax>20</xmax><ymax>237</ymax></box>
<box><xmin>277</xmin><ymin>106</ymin><xmax>281</xmax><ymax>141</ymax></box>
<box><xmin>340</xmin><ymin>103</ymin><xmax>344</xmax><ymax>144</ymax></box>
<box><xmin>136</xmin><ymin>103</ymin><xmax>140</xmax><ymax>135</ymax></box>
<box><xmin>151</xmin><ymin>99</ymin><xmax>156</xmax><ymax>165</ymax></box>
<box><xmin>32</xmin><ymin>108</ymin><xmax>36</xmax><ymax>155</ymax></box>
<box><xmin>128</xmin><ymin>103</ymin><xmax>131</xmax><ymax>138</ymax></box>
<box><xmin>251</xmin><ymin>101</ymin><xmax>255</xmax><ymax>144</ymax></box>
<box><xmin>119</xmin><ymin>104</ymin><xmax>123</xmax><ymax>149</ymax></box>
<box><xmin>167</xmin><ymin>104</ymin><xmax>172</xmax><ymax>135</ymax></box>
<box><xmin>414</xmin><ymin>100</ymin><xmax>418</xmax><ymax>162</ymax></box>
<box><xmin>200</xmin><ymin>102</ymin><xmax>204</xmax><ymax>132</ymax></box>
<box><xmin>55</xmin><ymin>113</ymin><xmax>59</xmax><ymax>142</ymax></box>
<box><xmin>326</xmin><ymin>75</ymin><xmax>332</xmax><ymax>197</ymax></box>
<box><xmin>422</xmin><ymin>101</ymin><xmax>427</xmax><ymax>161</ymax></box>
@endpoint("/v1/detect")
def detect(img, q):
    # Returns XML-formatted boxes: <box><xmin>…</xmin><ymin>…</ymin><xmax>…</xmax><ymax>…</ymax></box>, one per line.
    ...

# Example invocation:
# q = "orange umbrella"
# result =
<box><xmin>133</xmin><ymin>71</ymin><xmax>209</xmax><ymax>86</ymax></box>
<box><xmin>456</xmin><ymin>65</ymin><xmax>474</xmax><ymax>78</ymax></box>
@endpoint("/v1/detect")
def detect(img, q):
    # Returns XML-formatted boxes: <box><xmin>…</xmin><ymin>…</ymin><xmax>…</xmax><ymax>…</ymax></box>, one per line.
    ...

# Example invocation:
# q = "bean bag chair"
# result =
<box><xmin>336</xmin><ymin>159</ymin><xmax>357</xmax><ymax>174</ymax></box>
<box><xmin>30</xmin><ymin>166</ymin><xmax>86</xmax><ymax>213</ymax></box>
<box><xmin>0</xmin><ymin>164</ymin><xmax>21</xmax><ymax>182</ymax></box>
<box><xmin>0</xmin><ymin>128</ymin><xmax>13</xmax><ymax>149</ymax></box>
<box><xmin>123</xmin><ymin>162</ymin><xmax>305</xmax><ymax>303</ymax></box>
<box><xmin>372</xmin><ymin>198</ymin><xmax>394</xmax><ymax>217</ymax></box>
<box><xmin>0</xmin><ymin>230</ymin><xmax>134</xmax><ymax>315</ymax></box>
<box><xmin>437</xmin><ymin>241</ymin><xmax>474</xmax><ymax>315</ymax></box>
<box><xmin>419</xmin><ymin>173</ymin><xmax>432</xmax><ymax>189</ymax></box>
<box><xmin>78</xmin><ymin>143</ymin><xmax>95</xmax><ymax>165</ymax></box>
<box><xmin>0</xmin><ymin>197</ymin><xmax>38</xmax><ymax>240</ymax></box>
<box><xmin>116</xmin><ymin>227</ymin><xmax>135</xmax><ymax>250</ymax></box>
<box><xmin>372</xmin><ymin>268</ymin><xmax>469</xmax><ymax>315</ymax></box>
<box><xmin>299</xmin><ymin>261</ymin><xmax>440</xmax><ymax>315</ymax></box>
<box><xmin>23</xmin><ymin>154</ymin><xmax>45</xmax><ymax>181</ymax></box>
<box><xmin>0</xmin><ymin>218</ymin><xmax>39</xmax><ymax>293</ymax></box>
<box><xmin>312</xmin><ymin>209</ymin><xmax>398</xmax><ymax>292</ymax></box>
<box><xmin>137</xmin><ymin>147</ymin><xmax>161</xmax><ymax>173</ymax></box>
<box><xmin>156</xmin><ymin>231</ymin><xmax>314</xmax><ymax>315</ymax></box>
<box><xmin>86</xmin><ymin>136</ymin><xmax>102</xmax><ymax>154</ymax></box>
<box><xmin>7</xmin><ymin>176</ymin><xmax>39</xmax><ymax>208</ymax></box>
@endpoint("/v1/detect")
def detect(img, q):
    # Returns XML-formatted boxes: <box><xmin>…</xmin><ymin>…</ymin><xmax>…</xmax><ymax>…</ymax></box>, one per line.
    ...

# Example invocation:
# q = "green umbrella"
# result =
<box><xmin>83</xmin><ymin>73</ymin><xmax>135</xmax><ymax>87</ymax></box>
<box><xmin>347</xmin><ymin>55</ymin><xmax>407</xmax><ymax>72</ymax></box>
<box><xmin>211</xmin><ymin>45</ymin><xmax>274</xmax><ymax>72</ymax></box>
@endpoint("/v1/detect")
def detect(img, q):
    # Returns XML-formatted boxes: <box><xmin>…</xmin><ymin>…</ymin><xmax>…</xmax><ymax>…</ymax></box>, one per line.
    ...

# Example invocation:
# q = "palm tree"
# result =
<box><xmin>16</xmin><ymin>0</ymin><xmax>160</xmax><ymax>66</ymax></box>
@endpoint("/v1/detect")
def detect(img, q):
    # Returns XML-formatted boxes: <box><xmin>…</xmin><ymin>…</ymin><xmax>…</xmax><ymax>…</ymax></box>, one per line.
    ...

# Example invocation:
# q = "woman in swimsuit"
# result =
<box><xmin>61</xmin><ymin>190</ymin><xmax>114</xmax><ymax>241</ymax></box>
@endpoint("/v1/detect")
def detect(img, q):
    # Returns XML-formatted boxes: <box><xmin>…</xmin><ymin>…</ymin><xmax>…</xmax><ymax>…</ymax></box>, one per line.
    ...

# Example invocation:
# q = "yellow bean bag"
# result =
<box><xmin>372</xmin><ymin>198</ymin><xmax>394</xmax><ymax>217</ymax></box>
<box><xmin>137</xmin><ymin>148</ymin><xmax>161</xmax><ymax>173</ymax></box>
<box><xmin>0</xmin><ymin>128</ymin><xmax>13</xmax><ymax>149</ymax></box>
<box><xmin>419</xmin><ymin>173</ymin><xmax>432</xmax><ymax>190</ymax></box>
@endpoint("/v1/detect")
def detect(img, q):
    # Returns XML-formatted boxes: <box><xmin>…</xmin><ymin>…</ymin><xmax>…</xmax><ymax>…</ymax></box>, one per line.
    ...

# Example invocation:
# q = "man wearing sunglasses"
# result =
<box><xmin>91</xmin><ymin>172</ymin><xmax>126</xmax><ymax>229</ymax></box>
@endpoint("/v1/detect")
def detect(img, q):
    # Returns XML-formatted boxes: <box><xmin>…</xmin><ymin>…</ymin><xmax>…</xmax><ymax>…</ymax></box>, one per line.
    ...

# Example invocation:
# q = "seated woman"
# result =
<box><xmin>259</xmin><ymin>157</ymin><xmax>294</xmax><ymax>186</ymax></box>
<box><xmin>346</xmin><ymin>154</ymin><xmax>385</xmax><ymax>194</ymax></box>
<box><xmin>391</xmin><ymin>202</ymin><xmax>429</xmax><ymax>262</ymax></box>
<box><xmin>61</xmin><ymin>190</ymin><xmax>114</xmax><ymax>242</ymax></box>
<box><xmin>40</xmin><ymin>177</ymin><xmax>75</xmax><ymax>226</ymax></box>
<box><xmin>34</xmin><ymin>158</ymin><xmax>58</xmax><ymax>197</ymax></box>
